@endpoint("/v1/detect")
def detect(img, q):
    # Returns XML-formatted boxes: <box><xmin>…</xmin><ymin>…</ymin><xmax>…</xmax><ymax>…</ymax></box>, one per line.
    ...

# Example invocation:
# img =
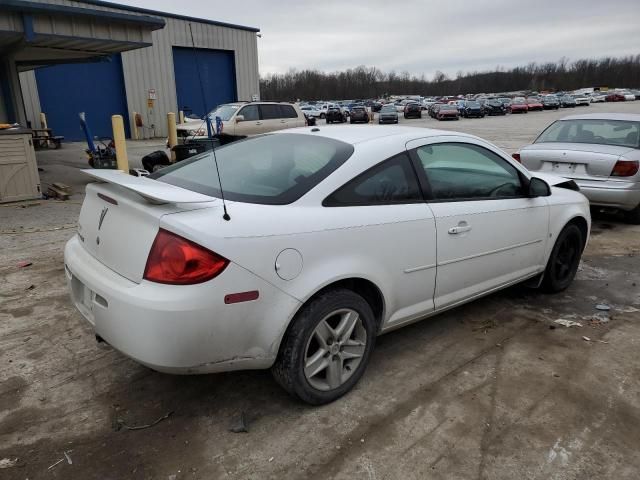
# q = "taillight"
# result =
<box><xmin>512</xmin><ymin>152</ymin><xmax>521</xmax><ymax>162</ymax></box>
<box><xmin>611</xmin><ymin>159</ymin><xmax>639</xmax><ymax>177</ymax></box>
<box><xmin>143</xmin><ymin>229</ymin><xmax>228</xmax><ymax>285</ymax></box>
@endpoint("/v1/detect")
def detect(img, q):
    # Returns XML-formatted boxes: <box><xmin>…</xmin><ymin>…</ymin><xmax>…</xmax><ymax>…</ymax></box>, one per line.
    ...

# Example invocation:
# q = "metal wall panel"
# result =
<box><xmin>18</xmin><ymin>0</ymin><xmax>260</xmax><ymax>138</ymax></box>
<box><xmin>120</xmin><ymin>17</ymin><xmax>259</xmax><ymax>137</ymax></box>
<box><xmin>0</xmin><ymin>11</ymin><xmax>23</xmax><ymax>31</ymax></box>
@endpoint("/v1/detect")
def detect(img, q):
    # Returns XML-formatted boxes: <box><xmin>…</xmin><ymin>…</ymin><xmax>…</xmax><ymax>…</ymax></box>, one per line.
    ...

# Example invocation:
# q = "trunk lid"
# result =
<box><xmin>77</xmin><ymin>171</ymin><xmax>216</xmax><ymax>283</ymax></box>
<box><xmin>521</xmin><ymin>143</ymin><xmax>635</xmax><ymax>180</ymax></box>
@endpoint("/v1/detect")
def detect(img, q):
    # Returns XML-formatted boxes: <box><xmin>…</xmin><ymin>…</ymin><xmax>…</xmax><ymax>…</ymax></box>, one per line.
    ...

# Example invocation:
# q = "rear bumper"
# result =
<box><xmin>576</xmin><ymin>181</ymin><xmax>640</xmax><ymax>211</ymax></box>
<box><xmin>64</xmin><ymin>235</ymin><xmax>300</xmax><ymax>373</ymax></box>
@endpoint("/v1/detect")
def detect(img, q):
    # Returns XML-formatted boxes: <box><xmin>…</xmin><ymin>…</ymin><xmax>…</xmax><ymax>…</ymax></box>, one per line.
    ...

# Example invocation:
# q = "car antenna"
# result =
<box><xmin>189</xmin><ymin>23</ymin><xmax>230</xmax><ymax>221</ymax></box>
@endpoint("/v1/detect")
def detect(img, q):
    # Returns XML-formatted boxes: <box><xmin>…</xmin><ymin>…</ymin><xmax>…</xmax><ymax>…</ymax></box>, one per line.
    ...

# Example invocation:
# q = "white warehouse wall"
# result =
<box><xmin>19</xmin><ymin>0</ymin><xmax>260</xmax><ymax>138</ymax></box>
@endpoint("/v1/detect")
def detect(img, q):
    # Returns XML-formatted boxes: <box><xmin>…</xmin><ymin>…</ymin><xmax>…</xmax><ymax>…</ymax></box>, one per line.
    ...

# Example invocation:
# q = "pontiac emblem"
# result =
<box><xmin>98</xmin><ymin>207</ymin><xmax>108</xmax><ymax>231</ymax></box>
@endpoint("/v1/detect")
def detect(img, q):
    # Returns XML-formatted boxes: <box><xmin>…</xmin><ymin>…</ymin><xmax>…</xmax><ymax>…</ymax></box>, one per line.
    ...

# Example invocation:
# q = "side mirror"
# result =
<box><xmin>528</xmin><ymin>177</ymin><xmax>551</xmax><ymax>197</ymax></box>
<box><xmin>235</xmin><ymin>115</ymin><xmax>245</xmax><ymax>123</ymax></box>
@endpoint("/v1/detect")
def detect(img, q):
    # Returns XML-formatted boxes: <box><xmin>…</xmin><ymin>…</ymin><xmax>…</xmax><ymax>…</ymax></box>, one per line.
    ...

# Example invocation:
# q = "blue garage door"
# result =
<box><xmin>35</xmin><ymin>55</ymin><xmax>130</xmax><ymax>141</ymax></box>
<box><xmin>173</xmin><ymin>47</ymin><xmax>237</xmax><ymax>118</ymax></box>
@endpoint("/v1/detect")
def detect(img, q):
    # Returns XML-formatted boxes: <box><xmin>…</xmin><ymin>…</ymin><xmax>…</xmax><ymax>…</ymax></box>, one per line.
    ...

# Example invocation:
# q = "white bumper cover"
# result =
<box><xmin>64</xmin><ymin>235</ymin><xmax>300</xmax><ymax>373</ymax></box>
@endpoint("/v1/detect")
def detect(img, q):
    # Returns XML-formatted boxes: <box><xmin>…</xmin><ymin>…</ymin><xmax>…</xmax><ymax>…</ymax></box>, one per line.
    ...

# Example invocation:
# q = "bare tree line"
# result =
<box><xmin>260</xmin><ymin>55</ymin><xmax>640</xmax><ymax>100</ymax></box>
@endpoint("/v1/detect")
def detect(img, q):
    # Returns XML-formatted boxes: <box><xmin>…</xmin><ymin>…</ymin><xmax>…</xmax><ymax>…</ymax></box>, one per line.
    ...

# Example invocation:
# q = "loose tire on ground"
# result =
<box><xmin>272</xmin><ymin>289</ymin><xmax>376</xmax><ymax>405</ymax></box>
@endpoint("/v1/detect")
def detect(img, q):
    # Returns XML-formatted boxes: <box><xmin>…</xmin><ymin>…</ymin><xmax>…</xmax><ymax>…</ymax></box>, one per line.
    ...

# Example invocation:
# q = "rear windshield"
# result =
<box><xmin>151</xmin><ymin>134</ymin><xmax>354</xmax><ymax>205</ymax></box>
<box><xmin>535</xmin><ymin>119</ymin><xmax>640</xmax><ymax>148</ymax></box>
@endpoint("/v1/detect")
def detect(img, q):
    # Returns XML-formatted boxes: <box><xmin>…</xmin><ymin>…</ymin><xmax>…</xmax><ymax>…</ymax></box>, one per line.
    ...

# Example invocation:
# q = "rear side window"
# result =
<box><xmin>260</xmin><ymin>104</ymin><xmax>281</xmax><ymax>120</ymax></box>
<box><xmin>151</xmin><ymin>134</ymin><xmax>354</xmax><ymax>205</ymax></box>
<box><xmin>280</xmin><ymin>105</ymin><xmax>299</xmax><ymax>118</ymax></box>
<box><xmin>324</xmin><ymin>153</ymin><xmax>421</xmax><ymax>206</ymax></box>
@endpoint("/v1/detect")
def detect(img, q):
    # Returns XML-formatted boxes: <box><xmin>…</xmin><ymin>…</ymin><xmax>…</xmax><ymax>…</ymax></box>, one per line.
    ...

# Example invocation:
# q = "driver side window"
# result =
<box><xmin>415</xmin><ymin>143</ymin><xmax>524</xmax><ymax>201</ymax></box>
<box><xmin>238</xmin><ymin>105</ymin><xmax>259</xmax><ymax>121</ymax></box>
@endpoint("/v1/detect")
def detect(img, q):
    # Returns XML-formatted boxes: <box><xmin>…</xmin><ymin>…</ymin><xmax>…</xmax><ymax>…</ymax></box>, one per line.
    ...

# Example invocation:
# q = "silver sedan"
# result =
<box><xmin>518</xmin><ymin>113</ymin><xmax>640</xmax><ymax>223</ymax></box>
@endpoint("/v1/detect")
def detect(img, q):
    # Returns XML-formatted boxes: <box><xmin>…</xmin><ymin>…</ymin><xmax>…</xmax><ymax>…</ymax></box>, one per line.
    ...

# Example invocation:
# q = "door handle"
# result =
<box><xmin>448</xmin><ymin>222</ymin><xmax>471</xmax><ymax>235</ymax></box>
<box><xmin>256</xmin><ymin>121</ymin><xmax>262</xmax><ymax>125</ymax></box>
<box><xmin>280</xmin><ymin>119</ymin><xmax>286</xmax><ymax>123</ymax></box>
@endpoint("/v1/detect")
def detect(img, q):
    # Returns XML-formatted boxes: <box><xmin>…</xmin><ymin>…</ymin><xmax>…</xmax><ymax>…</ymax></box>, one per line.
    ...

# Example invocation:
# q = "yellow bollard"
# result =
<box><xmin>167</xmin><ymin>112</ymin><xmax>177</xmax><ymax>162</ymax></box>
<box><xmin>111</xmin><ymin>115</ymin><xmax>129</xmax><ymax>172</ymax></box>
<box><xmin>132</xmin><ymin>111</ymin><xmax>139</xmax><ymax>140</ymax></box>
<box><xmin>179</xmin><ymin>110</ymin><xmax>185</xmax><ymax>124</ymax></box>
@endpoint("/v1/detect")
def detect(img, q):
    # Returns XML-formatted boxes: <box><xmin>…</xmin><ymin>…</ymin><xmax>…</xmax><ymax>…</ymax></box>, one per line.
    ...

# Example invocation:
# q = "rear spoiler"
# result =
<box><xmin>82</xmin><ymin>169</ymin><xmax>216</xmax><ymax>204</ymax></box>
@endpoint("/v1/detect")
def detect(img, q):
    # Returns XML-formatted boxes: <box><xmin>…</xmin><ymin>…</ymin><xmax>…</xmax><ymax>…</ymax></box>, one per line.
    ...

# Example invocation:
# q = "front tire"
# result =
<box><xmin>542</xmin><ymin>223</ymin><xmax>584</xmax><ymax>293</ymax></box>
<box><xmin>272</xmin><ymin>289</ymin><xmax>376</xmax><ymax>405</ymax></box>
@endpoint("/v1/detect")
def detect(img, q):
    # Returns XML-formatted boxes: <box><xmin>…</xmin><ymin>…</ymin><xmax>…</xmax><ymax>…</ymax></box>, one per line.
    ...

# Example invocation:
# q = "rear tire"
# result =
<box><xmin>541</xmin><ymin>223</ymin><xmax>584</xmax><ymax>293</ymax></box>
<box><xmin>625</xmin><ymin>204</ymin><xmax>640</xmax><ymax>224</ymax></box>
<box><xmin>272</xmin><ymin>289</ymin><xmax>376</xmax><ymax>405</ymax></box>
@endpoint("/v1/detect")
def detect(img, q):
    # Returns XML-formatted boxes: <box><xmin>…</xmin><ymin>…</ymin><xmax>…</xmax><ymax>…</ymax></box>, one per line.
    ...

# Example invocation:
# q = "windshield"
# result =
<box><xmin>441</xmin><ymin>105</ymin><xmax>457</xmax><ymax>111</ymax></box>
<box><xmin>151</xmin><ymin>134</ymin><xmax>354</xmax><ymax>205</ymax></box>
<box><xmin>207</xmin><ymin>104</ymin><xmax>240</xmax><ymax>121</ymax></box>
<box><xmin>535</xmin><ymin>119</ymin><xmax>640</xmax><ymax>148</ymax></box>
<box><xmin>381</xmin><ymin>106</ymin><xmax>396</xmax><ymax>112</ymax></box>
<box><xmin>465</xmin><ymin>102</ymin><xmax>480</xmax><ymax>107</ymax></box>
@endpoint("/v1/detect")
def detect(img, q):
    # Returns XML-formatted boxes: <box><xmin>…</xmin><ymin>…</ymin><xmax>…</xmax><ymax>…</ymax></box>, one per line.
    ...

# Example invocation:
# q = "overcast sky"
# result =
<box><xmin>117</xmin><ymin>0</ymin><xmax>640</xmax><ymax>78</ymax></box>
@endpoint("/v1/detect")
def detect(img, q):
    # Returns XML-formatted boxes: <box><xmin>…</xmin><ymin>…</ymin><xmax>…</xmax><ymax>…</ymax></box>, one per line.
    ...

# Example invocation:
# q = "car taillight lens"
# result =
<box><xmin>512</xmin><ymin>153</ymin><xmax>521</xmax><ymax>162</ymax></box>
<box><xmin>611</xmin><ymin>160</ymin><xmax>639</xmax><ymax>177</ymax></box>
<box><xmin>143</xmin><ymin>229</ymin><xmax>228</xmax><ymax>285</ymax></box>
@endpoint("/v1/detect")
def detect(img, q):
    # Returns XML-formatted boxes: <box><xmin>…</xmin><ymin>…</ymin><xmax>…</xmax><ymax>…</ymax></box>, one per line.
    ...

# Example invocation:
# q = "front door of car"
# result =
<box><xmin>235</xmin><ymin>105</ymin><xmax>262</xmax><ymax>135</ymax></box>
<box><xmin>407</xmin><ymin>137</ymin><xmax>549</xmax><ymax>310</ymax></box>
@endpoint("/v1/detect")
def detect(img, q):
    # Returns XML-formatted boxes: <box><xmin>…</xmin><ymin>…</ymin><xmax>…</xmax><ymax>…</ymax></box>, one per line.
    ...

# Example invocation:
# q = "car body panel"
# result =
<box><xmin>65</xmin><ymin>126</ymin><xmax>591</xmax><ymax>373</ymax></box>
<box><xmin>520</xmin><ymin>114</ymin><xmax>640</xmax><ymax>210</ymax></box>
<box><xmin>65</xmin><ymin>236</ymin><xmax>300</xmax><ymax>372</ymax></box>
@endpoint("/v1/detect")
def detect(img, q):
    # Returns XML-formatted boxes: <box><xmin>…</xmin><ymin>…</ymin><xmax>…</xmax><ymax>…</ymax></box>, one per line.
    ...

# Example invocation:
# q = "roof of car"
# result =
<box><xmin>278</xmin><ymin>125</ymin><xmax>470</xmax><ymax>145</ymax></box>
<box><xmin>559</xmin><ymin>113</ymin><xmax>640</xmax><ymax>121</ymax></box>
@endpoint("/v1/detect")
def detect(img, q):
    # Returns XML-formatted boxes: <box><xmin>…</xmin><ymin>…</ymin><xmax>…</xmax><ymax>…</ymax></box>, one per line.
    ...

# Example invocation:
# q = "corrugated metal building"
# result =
<box><xmin>13</xmin><ymin>0</ymin><xmax>261</xmax><ymax>140</ymax></box>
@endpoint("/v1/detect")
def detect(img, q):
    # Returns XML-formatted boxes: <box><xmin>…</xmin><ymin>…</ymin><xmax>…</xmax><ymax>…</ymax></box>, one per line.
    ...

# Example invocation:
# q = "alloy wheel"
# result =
<box><xmin>303</xmin><ymin>309</ymin><xmax>367</xmax><ymax>391</ymax></box>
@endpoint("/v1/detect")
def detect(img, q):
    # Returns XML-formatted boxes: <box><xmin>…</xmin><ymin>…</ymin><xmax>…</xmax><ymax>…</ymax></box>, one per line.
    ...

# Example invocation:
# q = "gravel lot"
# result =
<box><xmin>1</xmin><ymin>102</ymin><xmax>640</xmax><ymax>479</ymax></box>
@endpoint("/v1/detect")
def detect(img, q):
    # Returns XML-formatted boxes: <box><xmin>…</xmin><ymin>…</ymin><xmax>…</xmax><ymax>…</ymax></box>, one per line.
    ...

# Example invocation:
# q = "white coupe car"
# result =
<box><xmin>65</xmin><ymin>126</ymin><xmax>590</xmax><ymax>404</ymax></box>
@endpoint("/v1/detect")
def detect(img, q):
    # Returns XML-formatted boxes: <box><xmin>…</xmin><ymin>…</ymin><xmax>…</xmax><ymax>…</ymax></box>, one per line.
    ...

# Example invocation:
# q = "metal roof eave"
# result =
<box><xmin>75</xmin><ymin>0</ymin><xmax>260</xmax><ymax>33</ymax></box>
<box><xmin>0</xmin><ymin>0</ymin><xmax>166</xmax><ymax>29</ymax></box>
